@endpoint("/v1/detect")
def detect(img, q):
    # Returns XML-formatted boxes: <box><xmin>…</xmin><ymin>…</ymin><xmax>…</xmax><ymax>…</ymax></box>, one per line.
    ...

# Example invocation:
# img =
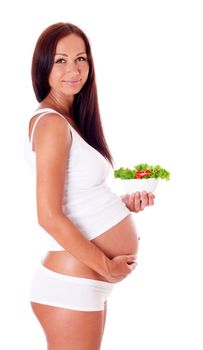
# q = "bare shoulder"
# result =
<box><xmin>29</xmin><ymin>113</ymin><xmax>71</xmax><ymax>152</ymax></box>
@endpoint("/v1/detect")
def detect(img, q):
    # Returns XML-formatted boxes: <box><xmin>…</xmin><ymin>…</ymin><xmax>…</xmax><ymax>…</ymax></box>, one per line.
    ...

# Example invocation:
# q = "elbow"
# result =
<box><xmin>37</xmin><ymin>209</ymin><xmax>61</xmax><ymax>231</ymax></box>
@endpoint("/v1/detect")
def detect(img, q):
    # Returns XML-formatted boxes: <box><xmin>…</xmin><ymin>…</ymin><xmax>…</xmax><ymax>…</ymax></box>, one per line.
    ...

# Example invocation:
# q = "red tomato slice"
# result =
<box><xmin>135</xmin><ymin>170</ymin><xmax>151</xmax><ymax>179</ymax></box>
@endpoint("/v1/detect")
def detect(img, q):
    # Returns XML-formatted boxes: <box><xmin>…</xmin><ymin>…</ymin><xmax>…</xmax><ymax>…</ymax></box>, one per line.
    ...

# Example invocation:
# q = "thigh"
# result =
<box><xmin>31</xmin><ymin>302</ymin><xmax>105</xmax><ymax>350</ymax></box>
<box><xmin>102</xmin><ymin>301</ymin><xmax>107</xmax><ymax>335</ymax></box>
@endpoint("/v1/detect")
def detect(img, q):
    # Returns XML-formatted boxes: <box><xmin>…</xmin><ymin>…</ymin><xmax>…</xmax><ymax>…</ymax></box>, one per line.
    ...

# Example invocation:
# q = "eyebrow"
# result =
<box><xmin>55</xmin><ymin>52</ymin><xmax>87</xmax><ymax>57</ymax></box>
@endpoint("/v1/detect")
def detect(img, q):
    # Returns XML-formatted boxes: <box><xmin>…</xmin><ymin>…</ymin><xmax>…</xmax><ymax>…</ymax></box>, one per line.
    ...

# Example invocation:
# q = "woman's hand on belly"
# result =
<box><xmin>106</xmin><ymin>254</ymin><xmax>137</xmax><ymax>283</ymax></box>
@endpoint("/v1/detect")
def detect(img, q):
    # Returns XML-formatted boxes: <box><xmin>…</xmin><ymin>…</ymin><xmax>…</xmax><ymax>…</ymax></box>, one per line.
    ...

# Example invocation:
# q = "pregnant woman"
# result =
<box><xmin>27</xmin><ymin>22</ymin><xmax>155</xmax><ymax>350</ymax></box>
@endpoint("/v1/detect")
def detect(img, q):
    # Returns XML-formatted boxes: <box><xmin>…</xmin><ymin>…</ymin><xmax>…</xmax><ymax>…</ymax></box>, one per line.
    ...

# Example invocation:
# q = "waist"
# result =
<box><xmin>42</xmin><ymin>251</ymin><xmax>109</xmax><ymax>282</ymax></box>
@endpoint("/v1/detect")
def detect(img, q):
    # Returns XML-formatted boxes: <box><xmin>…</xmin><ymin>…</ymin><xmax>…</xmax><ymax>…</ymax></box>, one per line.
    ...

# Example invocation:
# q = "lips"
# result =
<box><xmin>62</xmin><ymin>79</ymin><xmax>81</xmax><ymax>84</ymax></box>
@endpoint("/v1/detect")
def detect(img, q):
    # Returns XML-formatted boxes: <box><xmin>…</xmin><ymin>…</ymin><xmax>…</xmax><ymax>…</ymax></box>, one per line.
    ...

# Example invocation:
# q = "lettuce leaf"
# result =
<box><xmin>114</xmin><ymin>163</ymin><xmax>170</xmax><ymax>180</ymax></box>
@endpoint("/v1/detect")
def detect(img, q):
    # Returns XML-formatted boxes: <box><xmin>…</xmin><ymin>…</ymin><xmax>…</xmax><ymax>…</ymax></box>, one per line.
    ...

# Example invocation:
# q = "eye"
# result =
<box><xmin>55</xmin><ymin>58</ymin><xmax>66</xmax><ymax>64</ymax></box>
<box><xmin>77</xmin><ymin>56</ymin><xmax>87</xmax><ymax>62</ymax></box>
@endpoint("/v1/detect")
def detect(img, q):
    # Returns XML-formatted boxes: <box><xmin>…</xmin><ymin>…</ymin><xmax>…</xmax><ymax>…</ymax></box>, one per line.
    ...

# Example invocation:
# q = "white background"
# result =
<box><xmin>0</xmin><ymin>0</ymin><xmax>202</xmax><ymax>349</ymax></box>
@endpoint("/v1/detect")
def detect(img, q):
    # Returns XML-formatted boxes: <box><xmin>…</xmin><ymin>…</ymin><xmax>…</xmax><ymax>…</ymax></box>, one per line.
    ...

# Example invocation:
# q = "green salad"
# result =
<box><xmin>114</xmin><ymin>163</ymin><xmax>170</xmax><ymax>180</ymax></box>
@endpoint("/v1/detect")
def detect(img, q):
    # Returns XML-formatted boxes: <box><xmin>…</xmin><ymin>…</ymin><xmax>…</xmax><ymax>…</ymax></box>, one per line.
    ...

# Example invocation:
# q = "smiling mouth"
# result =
<box><xmin>63</xmin><ymin>80</ymin><xmax>81</xmax><ymax>84</ymax></box>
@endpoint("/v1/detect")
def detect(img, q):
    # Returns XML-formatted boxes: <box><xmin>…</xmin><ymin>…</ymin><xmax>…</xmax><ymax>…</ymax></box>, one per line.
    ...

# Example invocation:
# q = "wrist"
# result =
<box><xmin>87</xmin><ymin>241</ymin><xmax>111</xmax><ymax>278</ymax></box>
<box><xmin>120</xmin><ymin>194</ymin><xmax>125</xmax><ymax>201</ymax></box>
<box><xmin>120</xmin><ymin>194</ymin><xmax>129</xmax><ymax>209</ymax></box>
<box><xmin>97</xmin><ymin>254</ymin><xmax>112</xmax><ymax>279</ymax></box>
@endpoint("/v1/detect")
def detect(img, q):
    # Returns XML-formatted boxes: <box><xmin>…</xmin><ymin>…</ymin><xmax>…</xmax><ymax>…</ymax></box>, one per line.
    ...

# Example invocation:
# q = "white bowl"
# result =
<box><xmin>120</xmin><ymin>178</ymin><xmax>159</xmax><ymax>193</ymax></box>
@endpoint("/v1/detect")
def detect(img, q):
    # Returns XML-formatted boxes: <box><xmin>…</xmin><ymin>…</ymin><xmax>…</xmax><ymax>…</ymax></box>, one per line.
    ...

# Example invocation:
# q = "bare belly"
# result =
<box><xmin>42</xmin><ymin>213</ymin><xmax>139</xmax><ymax>282</ymax></box>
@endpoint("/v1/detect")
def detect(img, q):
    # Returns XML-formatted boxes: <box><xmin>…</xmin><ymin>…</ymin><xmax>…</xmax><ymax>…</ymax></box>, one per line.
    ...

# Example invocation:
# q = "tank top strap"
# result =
<box><xmin>30</xmin><ymin>108</ymin><xmax>72</xmax><ymax>147</ymax></box>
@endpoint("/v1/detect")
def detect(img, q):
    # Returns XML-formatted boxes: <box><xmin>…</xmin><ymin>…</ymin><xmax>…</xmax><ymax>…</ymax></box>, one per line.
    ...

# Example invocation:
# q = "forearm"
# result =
<box><xmin>39</xmin><ymin>213</ymin><xmax>110</xmax><ymax>278</ymax></box>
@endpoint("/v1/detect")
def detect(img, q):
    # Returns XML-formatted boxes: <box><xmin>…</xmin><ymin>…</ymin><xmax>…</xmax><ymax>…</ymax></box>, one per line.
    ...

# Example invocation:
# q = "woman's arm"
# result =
<box><xmin>121</xmin><ymin>192</ymin><xmax>155</xmax><ymax>212</ymax></box>
<box><xmin>33</xmin><ymin>114</ymin><xmax>136</xmax><ymax>282</ymax></box>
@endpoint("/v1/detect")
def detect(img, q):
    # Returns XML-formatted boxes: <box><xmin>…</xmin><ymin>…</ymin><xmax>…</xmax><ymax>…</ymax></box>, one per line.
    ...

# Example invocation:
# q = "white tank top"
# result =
<box><xmin>25</xmin><ymin>108</ymin><xmax>130</xmax><ymax>250</ymax></box>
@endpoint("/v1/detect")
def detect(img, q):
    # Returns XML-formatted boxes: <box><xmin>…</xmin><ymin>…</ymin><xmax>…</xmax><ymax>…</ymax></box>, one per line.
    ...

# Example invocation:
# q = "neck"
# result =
<box><xmin>40</xmin><ymin>91</ymin><xmax>74</xmax><ymax>118</ymax></box>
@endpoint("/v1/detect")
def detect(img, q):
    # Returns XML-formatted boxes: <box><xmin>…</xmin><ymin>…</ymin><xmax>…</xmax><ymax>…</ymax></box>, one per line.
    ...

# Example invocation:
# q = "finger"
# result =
<box><xmin>131</xmin><ymin>262</ymin><xmax>137</xmax><ymax>269</ymax></box>
<box><xmin>140</xmin><ymin>191</ymin><xmax>148</xmax><ymax>209</ymax></box>
<box><xmin>128</xmin><ymin>262</ymin><xmax>137</xmax><ymax>271</ymax></box>
<box><xmin>134</xmin><ymin>191</ymin><xmax>141</xmax><ymax>212</ymax></box>
<box><xmin>130</xmin><ymin>193</ymin><xmax>135</xmax><ymax>212</ymax></box>
<box><xmin>148</xmin><ymin>192</ymin><xmax>155</xmax><ymax>206</ymax></box>
<box><xmin>127</xmin><ymin>255</ymin><xmax>137</xmax><ymax>264</ymax></box>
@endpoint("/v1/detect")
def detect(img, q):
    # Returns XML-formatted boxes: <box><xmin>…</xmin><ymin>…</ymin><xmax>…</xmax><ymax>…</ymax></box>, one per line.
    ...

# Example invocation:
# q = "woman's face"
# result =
<box><xmin>48</xmin><ymin>34</ymin><xmax>89</xmax><ymax>98</ymax></box>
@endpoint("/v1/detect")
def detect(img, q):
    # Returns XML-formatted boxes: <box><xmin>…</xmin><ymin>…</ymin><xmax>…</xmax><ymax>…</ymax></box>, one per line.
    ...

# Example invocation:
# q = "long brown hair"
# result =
<box><xmin>31</xmin><ymin>22</ymin><xmax>114</xmax><ymax>167</ymax></box>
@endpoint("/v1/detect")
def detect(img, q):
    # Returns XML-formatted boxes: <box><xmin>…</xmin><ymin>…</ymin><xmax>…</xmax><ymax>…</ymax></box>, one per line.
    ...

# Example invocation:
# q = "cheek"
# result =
<box><xmin>84</xmin><ymin>69</ymin><xmax>89</xmax><ymax>80</ymax></box>
<box><xmin>50</xmin><ymin>69</ymin><xmax>61</xmax><ymax>81</ymax></box>
<box><xmin>49</xmin><ymin>67</ymin><xmax>63</xmax><ymax>84</ymax></box>
<box><xmin>80</xmin><ymin>63</ymin><xmax>89</xmax><ymax>78</ymax></box>
<box><xmin>84</xmin><ymin>70</ymin><xmax>89</xmax><ymax>84</ymax></box>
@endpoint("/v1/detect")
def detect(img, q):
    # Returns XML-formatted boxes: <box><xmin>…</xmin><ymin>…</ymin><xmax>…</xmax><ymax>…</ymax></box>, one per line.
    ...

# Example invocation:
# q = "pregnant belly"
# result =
<box><xmin>92</xmin><ymin>213</ymin><xmax>139</xmax><ymax>258</ymax></box>
<box><xmin>42</xmin><ymin>213</ymin><xmax>139</xmax><ymax>281</ymax></box>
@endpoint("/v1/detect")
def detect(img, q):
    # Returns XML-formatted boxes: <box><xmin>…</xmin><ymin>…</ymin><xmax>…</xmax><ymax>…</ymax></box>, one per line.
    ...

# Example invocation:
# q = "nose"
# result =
<box><xmin>66</xmin><ymin>60</ymin><xmax>80</xmax><ymax>76</ymax></box>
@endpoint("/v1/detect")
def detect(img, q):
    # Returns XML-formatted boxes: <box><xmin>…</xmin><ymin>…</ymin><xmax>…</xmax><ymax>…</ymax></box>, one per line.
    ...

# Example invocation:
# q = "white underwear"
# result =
<box><xmin>30</xmin><ymin>264</ymin><xmax>115</xmax><ymax>312</ymax></box>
